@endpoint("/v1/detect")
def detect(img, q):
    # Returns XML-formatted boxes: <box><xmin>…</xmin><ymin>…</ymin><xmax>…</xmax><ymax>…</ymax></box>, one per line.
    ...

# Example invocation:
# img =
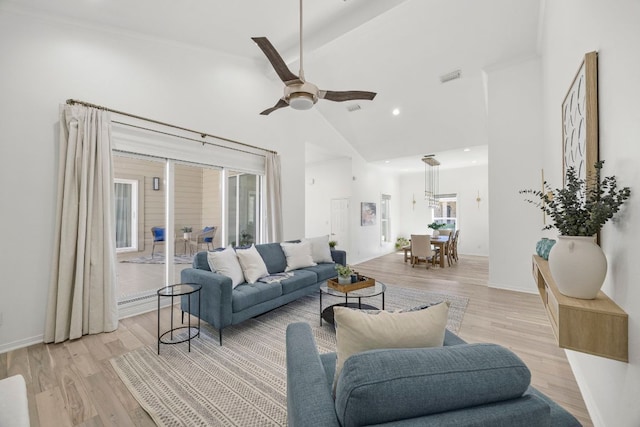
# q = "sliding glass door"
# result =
<box><xmin>114</xmin><ymin>178</ymin><xmax>138</xmax><ymax>252</ymax></box>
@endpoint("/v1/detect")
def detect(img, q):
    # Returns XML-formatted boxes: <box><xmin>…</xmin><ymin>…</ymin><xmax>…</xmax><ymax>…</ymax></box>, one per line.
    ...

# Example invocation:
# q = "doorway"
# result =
<box><xmin>330</xmin><ymin>198</ymin><xmax>350</xmax><ymax>253</ymax></box>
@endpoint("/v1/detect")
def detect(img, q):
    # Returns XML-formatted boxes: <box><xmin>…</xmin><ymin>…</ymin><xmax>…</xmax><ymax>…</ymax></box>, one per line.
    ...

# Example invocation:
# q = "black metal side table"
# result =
<box><xmin>157</xmin><ymin>283</ymin><xmax>201</xmax><ymax>355</ymax></box>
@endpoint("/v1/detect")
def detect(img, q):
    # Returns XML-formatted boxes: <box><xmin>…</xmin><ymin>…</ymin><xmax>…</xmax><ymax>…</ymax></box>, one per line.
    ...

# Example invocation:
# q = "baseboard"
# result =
<box><xmin>488</xmin><ymin>283</ymin><xmax>538</xmax><ymax>295</ymax></box>
<box><xmin>0</xmin><ymin>335</ymin><xmax>43</xmax><ymax>354</ymax></box>
<box><xmin>118</xmin><ymin>293</ymin><xmax>173</xmax><ymax>319</ymax></box>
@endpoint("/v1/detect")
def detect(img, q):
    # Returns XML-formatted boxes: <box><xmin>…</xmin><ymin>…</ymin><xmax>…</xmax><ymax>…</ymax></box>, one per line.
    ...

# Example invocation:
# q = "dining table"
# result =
<box><xmin>403</xmin><ymin>235</ymin><xmax>450</xmax><ymax>268</ymax></box>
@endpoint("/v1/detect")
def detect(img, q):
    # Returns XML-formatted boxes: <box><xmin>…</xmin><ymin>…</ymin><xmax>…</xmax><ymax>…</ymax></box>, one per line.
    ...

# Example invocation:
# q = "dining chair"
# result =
<box><xmin>191</xmin><ymin>226</ymin><xmax>217</xmax><ymax>252</ymax></box>
<box><xmin>438</xmin><ymin>229</ymin><xmax>452</xmax><ymax>237</ymax></box>
<box><xmin>452</xmin><ymin>229</ymin><xmax>460</xmax><ymax>261</ymax></box>
<box><xmin>151</xmin><ymin>226</ymin><xmax>165</xmax><ymax>258</ymax></box>
<box><xmin>445</xmin><ymin>233</ymin><xmax>456</xmax><ymax>266</ymax></box>
<box><xmin>410</xmin><ymin>234</ymin><xmax>435</xmax><ymax>269</ymax></box>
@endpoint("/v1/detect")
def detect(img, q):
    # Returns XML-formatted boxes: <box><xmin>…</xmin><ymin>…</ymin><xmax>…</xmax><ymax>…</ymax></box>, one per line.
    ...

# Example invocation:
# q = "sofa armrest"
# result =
<box><xmin>286</xmin><ymin>323</ymin><xmax>340</xmax><ymax>427</ymax></box>
<box><xmin>330</xmin><ymin>249</ymin><xmax>346</xmax><ymax>266</ymax></box>
<box><xmin>180</xmin><ymin>268</ymin><xmax>233</xmax><ymax>330</ymax></box>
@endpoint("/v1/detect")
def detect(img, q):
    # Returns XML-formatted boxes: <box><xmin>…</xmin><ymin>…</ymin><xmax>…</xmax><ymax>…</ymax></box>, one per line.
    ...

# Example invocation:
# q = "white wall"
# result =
<box><xmin>398</xmin><ymin>165</ymin><xmax>489</xmax><ymax>256</ymax></box>
<box><xmin>0</xmin><ymin>9</ymin><xmax>344</xmax><ymax>351</ymax></box>
<box><xmin>487</xmin><ymin>56</ymin><xmax>543</xmax><ymax>293</ymax></box>
<box><xmin>540</xmin><ymin>1</ymin><xmax>640</xmax><ymax>425</ymax></box>
<box><xmin>305</xmin><ymin>155</ymin><xmax>400</xmax><ymax>265</ymax></box>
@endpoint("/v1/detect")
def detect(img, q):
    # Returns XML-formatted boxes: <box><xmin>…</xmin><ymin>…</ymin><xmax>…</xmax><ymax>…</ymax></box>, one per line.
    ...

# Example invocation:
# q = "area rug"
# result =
<box><xmin>111</xmin><ymin>286</ymin><xmax>468</xmax><ymax>426</ymax></box>
<box><xmin>120</xmin><ymin>254</ymin><xmax>194</xmax><ymax>264</ymax></box>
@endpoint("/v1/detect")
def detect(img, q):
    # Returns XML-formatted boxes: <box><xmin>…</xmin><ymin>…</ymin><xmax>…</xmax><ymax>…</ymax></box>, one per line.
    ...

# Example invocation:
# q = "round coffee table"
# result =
<box><xmin>319</xmin><ymin>281</ymin><xmax>387</xmax><ymax>325</ymax></box>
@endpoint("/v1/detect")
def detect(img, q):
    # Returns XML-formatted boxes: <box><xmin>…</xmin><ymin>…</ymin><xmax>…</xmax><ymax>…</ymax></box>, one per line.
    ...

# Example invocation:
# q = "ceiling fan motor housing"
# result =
<box><xmin>286</xmin><ymin>82</ymin><xmax>318</xmax><ymax>110</ymax></box>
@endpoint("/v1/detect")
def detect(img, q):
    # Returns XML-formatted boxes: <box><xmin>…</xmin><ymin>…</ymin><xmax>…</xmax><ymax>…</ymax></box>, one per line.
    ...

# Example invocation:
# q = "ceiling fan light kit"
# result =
<box><xmin>252</xmin><ymin>0</ymin><xmax>376</xmax><ymax>115</ymax></box>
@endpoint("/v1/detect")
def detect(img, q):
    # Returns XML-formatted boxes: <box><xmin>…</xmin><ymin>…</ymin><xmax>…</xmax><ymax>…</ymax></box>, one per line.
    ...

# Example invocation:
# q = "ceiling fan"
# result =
<box><xmin>252</xmin><ymin>0</ymin><xmax>377</xmax><ymax>115</ymax></box>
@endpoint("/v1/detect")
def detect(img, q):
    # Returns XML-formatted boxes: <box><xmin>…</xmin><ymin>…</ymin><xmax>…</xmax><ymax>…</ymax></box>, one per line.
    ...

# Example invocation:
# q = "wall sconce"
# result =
<box><xmin>476</xmin><ymin>190</ymin><xmax>481</xmax><ymax>208</ymax></box>
<box><xmin>153</xmin><ymin>177</ymin><xmax>160</xmax><ymax>191</ymax></box>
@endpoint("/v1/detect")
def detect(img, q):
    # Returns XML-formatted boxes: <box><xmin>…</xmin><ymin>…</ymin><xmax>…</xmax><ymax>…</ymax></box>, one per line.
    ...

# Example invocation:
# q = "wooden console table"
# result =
<box><xmin>532</xmin><ymin>255</ymin><xmax>628</xmax><ymax>362</ymax></box>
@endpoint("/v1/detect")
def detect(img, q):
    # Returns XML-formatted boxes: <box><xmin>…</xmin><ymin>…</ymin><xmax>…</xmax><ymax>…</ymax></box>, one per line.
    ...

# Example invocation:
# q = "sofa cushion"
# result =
<box><xmin>232</xmin><ymin>281</ymin><xmax>283</xmax><ymax>312</ymax></box>
<box><xmin>193</xmin><ymin>251</ymin><xmax>212</xmax><ymax>271</ymax></box>
<box><xmin>333</xmin><ymin>302</ymin><xmax>449</xmax><ymax>391</ymax></box>
<box><xmin>207</xmin><ymin>246</ymin><xmax>245</xmax><ymax>288</ymax></box>
<box><xmin>304</xmin><ymin>235</ymin><xmax>334</xmax><ymax>264</ymax></box>
<box><xmin>299</xmin><ymin>263</ymin><xmax>338</xmax><ymax>282</ymax></box>
<box><xmin>334</xmin><ymin>343</ymin><xmax>532</xmax><ymax>427</ymax></box>
<box><xmin>235</xmin><ymin>244</ymin><xmax>269</xmax><ymax>284</ymax></box>
<box><xmin>281</xmin><ymin>241</ymin><xmax>317</xmax><ymax>271</ymax></box>
<box><xmin>280</xmin><ymin>270</ymin><xmax>318</xmax><ymax>295</ymax></box>
<box><xmin>255</xmin><ymin>243</ymin><xmax>288</xmax><ymax>274</ymax></box>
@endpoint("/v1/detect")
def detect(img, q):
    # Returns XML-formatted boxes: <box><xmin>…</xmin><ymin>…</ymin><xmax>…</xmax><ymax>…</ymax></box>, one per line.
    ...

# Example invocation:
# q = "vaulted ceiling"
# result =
<box><xmin>6</xmin><ymin>0</ymin><xmax>542</xmax><ymax>171</ymax></box>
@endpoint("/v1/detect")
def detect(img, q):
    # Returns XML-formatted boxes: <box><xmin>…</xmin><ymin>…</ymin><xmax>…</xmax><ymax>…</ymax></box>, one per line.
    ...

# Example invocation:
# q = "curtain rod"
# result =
<box><xmin>65</xmin><ymin>99</ymin><xmax>277</xmax><ymax>155</ymax></box>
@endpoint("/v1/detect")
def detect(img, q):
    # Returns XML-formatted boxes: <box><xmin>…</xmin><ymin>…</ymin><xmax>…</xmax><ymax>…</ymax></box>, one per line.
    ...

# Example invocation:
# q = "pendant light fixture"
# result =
<box><xmin>422</xmin><ymin>155</ymin><xmax>440</xmax><ymax>208</ymax></box>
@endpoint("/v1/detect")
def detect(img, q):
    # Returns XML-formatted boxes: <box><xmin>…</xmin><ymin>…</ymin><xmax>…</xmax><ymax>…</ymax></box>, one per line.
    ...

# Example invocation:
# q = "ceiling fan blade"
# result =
<box><xmin>319</xmin><ymin>90</ymin><xmax>377</xmax><ymax>102</ymax></box>
<box><xmin>260</xmin><ymin>98</ymin><xmax>289</xmax><ymax>115</ymax></box>
<box><xmin>251</xmin><ymin>37</ymin><xmax>303</xmax><ymax>85</ymax></box>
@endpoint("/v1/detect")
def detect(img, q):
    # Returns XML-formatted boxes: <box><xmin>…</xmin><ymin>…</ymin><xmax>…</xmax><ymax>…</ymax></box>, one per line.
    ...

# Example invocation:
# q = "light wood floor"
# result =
<box><xmin>1</xmin><ymin>253</ymin><xmax>592</xmax><ymax>426</ymax></box>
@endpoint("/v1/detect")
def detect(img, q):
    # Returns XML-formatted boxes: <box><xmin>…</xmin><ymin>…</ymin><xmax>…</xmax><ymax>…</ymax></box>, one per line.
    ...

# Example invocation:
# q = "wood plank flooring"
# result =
<box><xmin>2</xmin><ymin>253</ymin><xmax>592</xmax><ymax>426</ymax></box>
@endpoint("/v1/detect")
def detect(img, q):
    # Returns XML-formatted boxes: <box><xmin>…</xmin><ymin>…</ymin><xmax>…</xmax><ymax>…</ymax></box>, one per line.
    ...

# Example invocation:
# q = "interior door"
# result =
<box><xmin>330</xmin><ymin>198</ymin><xmax>350</xmax><ymax>254</ymax></box>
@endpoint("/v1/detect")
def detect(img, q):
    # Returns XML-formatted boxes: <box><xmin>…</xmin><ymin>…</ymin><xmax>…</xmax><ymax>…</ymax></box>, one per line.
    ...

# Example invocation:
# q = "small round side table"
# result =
<box><xmin>157</xmin><ymin>283</ymin><xmax>201</xmax><ymax>355</ymax></box>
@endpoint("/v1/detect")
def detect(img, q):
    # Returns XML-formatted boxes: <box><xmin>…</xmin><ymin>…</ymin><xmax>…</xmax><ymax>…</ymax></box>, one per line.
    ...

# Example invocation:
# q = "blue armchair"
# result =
<box><xmin>151</xmin><ymin>226</ymin><xmax>165</xmax><ymax>258</ymax></box>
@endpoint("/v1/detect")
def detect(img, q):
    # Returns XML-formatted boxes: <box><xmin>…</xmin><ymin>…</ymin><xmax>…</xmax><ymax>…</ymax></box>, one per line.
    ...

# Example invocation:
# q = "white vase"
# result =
<box><xmin>432</xmin><ymin>230</ymin><xmax>439</xmax><ymax>237</ymax></box>
<box><xmin>338</xmin><ymin>276</ymin><xmax>351</xmax><ymax>285</ymax></box>
<box><xmin>548</xmin><ymin>235</ymin><xmax>607</xmax><ymax>299</ymax></box>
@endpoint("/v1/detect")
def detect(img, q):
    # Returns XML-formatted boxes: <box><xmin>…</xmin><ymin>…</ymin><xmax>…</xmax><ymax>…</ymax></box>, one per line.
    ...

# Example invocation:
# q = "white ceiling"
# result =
<box><xmin>5</xmin><ymin>0</ymin><xmax>542</xmax><ymax>171</ymax></box>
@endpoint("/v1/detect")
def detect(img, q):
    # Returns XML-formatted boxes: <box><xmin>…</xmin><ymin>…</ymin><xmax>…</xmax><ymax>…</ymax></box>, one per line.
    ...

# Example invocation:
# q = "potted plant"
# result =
<box><xmin>329</xmin><ymin>240</ymin><xmax>338</xmax><ymax>250</ymax></box>
<box><xmin>395</xmin><ymin>236</ymin><xmax>410</xmax><ymax>250</ymax></box>
<box><xmin>520</xmin><ymin>161</ymin><xmax>631</xmax><ymax>299</ymax></box>
<box><xmin>335</xmin><ymin>264</ymin><xmax>353</xmax><ymax>285</ymax></box>
<box><xmin>181</xmin><ymin>226</ymin><xmax>193</xmax><ymax>240</ymax></box>
<box><xmin>427</xmin><ymin>222</ymin><xmax>447</xmax><ymax>237</ymax></box>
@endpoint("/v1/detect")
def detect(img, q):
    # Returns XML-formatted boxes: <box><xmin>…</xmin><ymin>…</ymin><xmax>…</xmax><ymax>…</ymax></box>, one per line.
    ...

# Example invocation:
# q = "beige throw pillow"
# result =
<box><xmin>235</xmin><ymin>244</ymin><xmax>269</xmax><ymax>284</ymax></box>
<box><xmin>333</xmin><ymin>302</ymin><xmax>449</xmax><ymax>392</ymax></box>
<box><xmin>304</xmin><ymin>235</ymin><xmax>334</xmax><ymax>264</ymax></box>
<box><xmin>280</xmin><ymin>241</ymin><xmax>317</xmax><ymax>271</ymax></box>
<box><xmin>207</xmin><ymin>246</ymin><xmax>245</xmax><ymax>288</ymax></box>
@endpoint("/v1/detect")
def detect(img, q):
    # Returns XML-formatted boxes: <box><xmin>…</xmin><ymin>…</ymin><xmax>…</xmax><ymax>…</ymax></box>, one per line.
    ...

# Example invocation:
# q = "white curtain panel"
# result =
<box><xmin>265</xmin><ymin>152</ymin><xmax>283</xmax><ymax>243</ymax></box>
<box><xmin>44</xmin><ymin>104</ymin><xmax>118</xmax><ymax>343</ymax></box>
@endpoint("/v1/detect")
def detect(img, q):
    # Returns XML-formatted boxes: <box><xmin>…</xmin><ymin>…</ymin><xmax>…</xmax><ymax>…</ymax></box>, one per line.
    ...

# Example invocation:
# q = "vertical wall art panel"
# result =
<box><xmin>562</xmin><ymin>51</ymin><xmax>599</xmax><ymax>185</ymax></box>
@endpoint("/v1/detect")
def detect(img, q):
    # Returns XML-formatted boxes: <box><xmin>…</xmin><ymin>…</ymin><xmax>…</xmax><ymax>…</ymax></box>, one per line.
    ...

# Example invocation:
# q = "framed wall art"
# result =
<box><xmin>360</xmin><ymin>202</ymin><xmax>376</xmax><ymax>226</ymax></box>
<box><xmin>562</xmin><ymin>51</ymin><xmax>598</xmax><ymax>185</ymax></box>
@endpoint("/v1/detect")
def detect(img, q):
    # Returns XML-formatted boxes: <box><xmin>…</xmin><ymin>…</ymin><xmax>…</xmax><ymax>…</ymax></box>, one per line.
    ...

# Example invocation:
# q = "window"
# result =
<box><xmin>433</xmin><ymin>194</ymin><xmax>457</xmax><ymax>230</ymax></box>
<box><xmin>227</xmin><ymin>172</ymin><xmax>261</xmax><ymax>246</ymax></box>
<box><xmin>114</xmin><ymin>178</ymin><xmax>138</xmax><ymax>252</ymax></box>
<box><xmin>380</xmin><ymin>194</ymin><xmax>391</xmax><ymax>243</ymax></box>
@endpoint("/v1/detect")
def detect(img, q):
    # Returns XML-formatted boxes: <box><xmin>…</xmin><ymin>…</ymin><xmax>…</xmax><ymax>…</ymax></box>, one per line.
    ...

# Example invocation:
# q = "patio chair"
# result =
<box><xmin>151</xmin><ymin>226</ymin><xmax>165</xmax><ymax>258</ymax></box>
<box><xmin>191</xmin><ymin>226</ymin><xmax>217</xmax><ymax>252</ymax></box>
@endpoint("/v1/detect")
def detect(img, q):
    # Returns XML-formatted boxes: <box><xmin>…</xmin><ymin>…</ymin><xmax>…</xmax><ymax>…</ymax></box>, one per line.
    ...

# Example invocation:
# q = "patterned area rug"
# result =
<box><xmin>120</xmin><ymin>254</ymin><xmax>194</xmax><ymax>264</ymax></box>
<box><xmin>111</xmin><ymin>286</ymin><xmax>468</xmax><ymax>426</ymax></box>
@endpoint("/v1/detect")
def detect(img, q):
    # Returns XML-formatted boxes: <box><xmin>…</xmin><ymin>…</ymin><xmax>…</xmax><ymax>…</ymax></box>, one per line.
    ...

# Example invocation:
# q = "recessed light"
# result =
<box><xmin>392</xmin><ymin>108</ymin><xmax>400</xmax><ymax>116</ymax></box>
<box><xmin>463</xmin><ymin>148</ymin><xmax>471</xmax><ymax>152</ymax></box>
<box><xmin>384</xmin><ymin>160</ymin><xmax>391</xmax><ymax>164</ymax></box>
<box><xmin>471</xmin><ymin>160</ymin><xmax>477</xmax><ymax>164</ymax></box>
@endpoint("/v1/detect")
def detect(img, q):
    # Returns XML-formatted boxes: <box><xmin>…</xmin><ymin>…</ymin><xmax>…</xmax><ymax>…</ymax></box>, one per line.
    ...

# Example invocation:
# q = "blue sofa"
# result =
<box><xmin>286</xmin><ymin>322</ymin><xmax>581</xmax><ymax>427</ymax></box>
<box><xmin>181</xmin><ymin>244</ymin><xmax>346</xmax><ymax>344</ymax></box>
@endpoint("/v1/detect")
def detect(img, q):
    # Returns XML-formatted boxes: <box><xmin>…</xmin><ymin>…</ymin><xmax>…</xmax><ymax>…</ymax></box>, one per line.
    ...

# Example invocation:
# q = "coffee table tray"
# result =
<box><xmin>328</xmin><ymin>276</ymin><xmax>374</xmax><ymax>293</ymax></box>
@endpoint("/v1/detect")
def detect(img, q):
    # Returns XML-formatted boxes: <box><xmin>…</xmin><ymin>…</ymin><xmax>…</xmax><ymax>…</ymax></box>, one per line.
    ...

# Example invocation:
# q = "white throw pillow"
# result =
<box><xmin>207</xmin><ymin>246</ymin><xmax>245</xmax><ymax>288</ymax></box>
<box><xmin>235</xmin><ymin>244</ymin><xmax>269</xmax><ymax>284</ymax></box>
<box><xmin>304</xmin><ymin>235</ymin><xmax>334</xmax><ymax>264</ymax></box>
<box><xmin>332</xmin><ymin>302</ymin><xmax>449</xmax><ymax>392</ymax></box>
<box><xmin>280</xmin><ymin>241</ymin><xmax>317</xmax><ymax>272</ymax></box>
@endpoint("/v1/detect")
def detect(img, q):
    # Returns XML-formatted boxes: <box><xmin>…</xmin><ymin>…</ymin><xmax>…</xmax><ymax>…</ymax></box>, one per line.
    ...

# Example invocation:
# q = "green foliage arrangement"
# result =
<box><xmin>329</xmin><ymin>240</ymin><xmax>338</xmax><ymax>249</ymax></box>
<box><xmin>335</xmin><ymin>264</ymin><xmax>353</xmax><ymax>277</ymax></box>
<box><xmin>395</xmin><ymin>236</ymin><xmax>410</xmax><ymax>250</ymax></box>
<box><xmin>427</xmin><ymin>222</ymin><xmax>447</xmax><ymax>230</ymax></box>
<box><xmin>520</xmin><ymin>161</ymin><xmax>631</xmax><ymax>236</ymax></box>
<box><xmin>181</xmin><ymin>226</ymin><xmax>193</xmax><ymax>233</ymax></box>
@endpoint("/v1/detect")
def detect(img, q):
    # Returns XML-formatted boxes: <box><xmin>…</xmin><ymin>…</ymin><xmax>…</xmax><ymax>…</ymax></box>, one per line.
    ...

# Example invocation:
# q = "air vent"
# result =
<box><xmin>346</xmin><ymin>104</ymin><xmax>361</xmax><ymax>112</ymax></box>
<box><xmin>439</xmin><ymin>69</ymin><xmax>462</xmax><ymax>83</ymax></box>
